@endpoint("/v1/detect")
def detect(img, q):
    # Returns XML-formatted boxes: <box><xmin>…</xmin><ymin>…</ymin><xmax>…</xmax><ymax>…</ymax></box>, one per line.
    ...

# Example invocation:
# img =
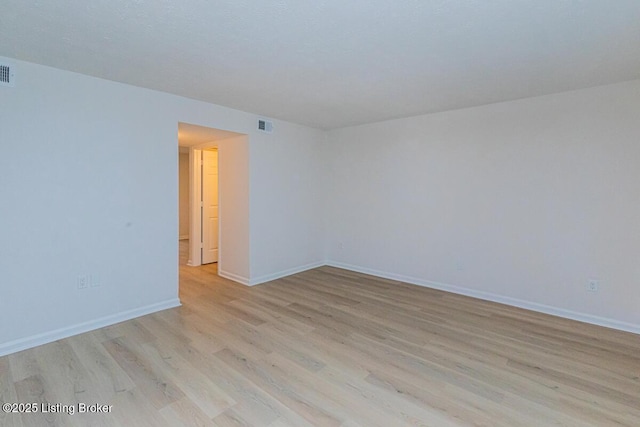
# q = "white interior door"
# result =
<box><xmin>202</xmin><ymin>149</ymin><xmax>219</xmax><ymax>264</ymax></box>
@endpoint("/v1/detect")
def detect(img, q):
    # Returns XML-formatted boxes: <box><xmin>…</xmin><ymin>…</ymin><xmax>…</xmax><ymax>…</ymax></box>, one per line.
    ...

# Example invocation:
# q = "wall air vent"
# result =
<box><xmin>257</xmin><ymin>119</ymin><xmax>273</xmax><ymax>134</ymax></box>
<box><xmin>0</xmin><ymin>62</ymin><xmax>15</xmax><ymax>87</ymax></box>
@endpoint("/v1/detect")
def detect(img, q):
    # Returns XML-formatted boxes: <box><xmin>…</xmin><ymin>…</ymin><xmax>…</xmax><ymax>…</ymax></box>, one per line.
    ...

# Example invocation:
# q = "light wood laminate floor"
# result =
<box><xmin>1</xmin><ymin>241</ymin><xmax>639</xmax><ymax>426</ymax></box>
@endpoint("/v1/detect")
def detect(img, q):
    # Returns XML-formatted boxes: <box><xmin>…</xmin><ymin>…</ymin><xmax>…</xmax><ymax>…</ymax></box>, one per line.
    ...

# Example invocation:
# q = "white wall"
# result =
<box><xmin>217</xmin><ymin>136</ymin><xmax>253</xmax><ymax>281</ymax></box>
<box><xmin>249</xmin><ymin>122</ymin><xmax>326</xmax><ymax>283</ymax></box>
<box><xmin>0</xmin><ymin>57</ymin><xmax>324</xmax><ymax>355</ymax></box>
<box><xmin>178</xmin><ymin>152</ymin><xmax>190</xmax><ymax>239</ymax></box>
<box><xmin>2</xmin><ymin>55</ymin><xmax>638</xmax><ymax>356</ymax></box>
<box><xmin>325</xmin><ymin>80</ymin><xmax>640</xmax><ymax>332</ymax></box>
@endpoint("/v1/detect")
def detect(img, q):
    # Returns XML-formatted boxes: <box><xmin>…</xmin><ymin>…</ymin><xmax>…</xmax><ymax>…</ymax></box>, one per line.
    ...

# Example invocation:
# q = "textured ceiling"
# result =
<box><xmin>2</xmin><ymin>1</ymin><xmax>640</xmax><ymax>129</ymax></box>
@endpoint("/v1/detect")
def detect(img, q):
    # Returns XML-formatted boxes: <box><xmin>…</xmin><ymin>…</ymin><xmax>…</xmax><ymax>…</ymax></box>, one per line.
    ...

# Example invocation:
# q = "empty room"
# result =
<box><xmin>1</xmin><ymin>1</ymin><xmax>639</xmax><ymax>426</ymax></box>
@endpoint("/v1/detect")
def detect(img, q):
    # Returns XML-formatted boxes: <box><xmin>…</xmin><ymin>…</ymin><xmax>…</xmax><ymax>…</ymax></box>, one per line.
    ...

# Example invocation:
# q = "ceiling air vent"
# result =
<box><xmin>257</xmin><ymin>119</ymin><xmax>273</xmax><ymax>134</ymax></box>
<box><xmin>0</xmin><ymin>62</ymin><xmax>15</xmax><ymax>87</ymax></box>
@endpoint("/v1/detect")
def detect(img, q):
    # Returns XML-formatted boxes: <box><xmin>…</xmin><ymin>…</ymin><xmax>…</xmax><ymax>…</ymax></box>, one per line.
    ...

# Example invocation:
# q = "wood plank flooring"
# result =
<box><xmin>1</xmin><ymin>241</ymin><xmax>639</xmax><ymax>426</ymax></box>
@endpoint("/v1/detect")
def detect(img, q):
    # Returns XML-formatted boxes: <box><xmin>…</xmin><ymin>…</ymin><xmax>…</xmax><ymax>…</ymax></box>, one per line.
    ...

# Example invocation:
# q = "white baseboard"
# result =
<box><xmin>218</xmin><ymin>269</ymin><xmax>250</xmax><ymax>286</ymax></box>
<box><xmin>0</xmin><ymin>299</ymin><xmax>181</xmax><ymax>357</ymax></box>
<box><xmin>326</xmin><ymin>260</ymin><xmax>640</xmax><ymax>336</ymax></box>
<box><xmin>249</xmin><ymin>261</ymin><xmax>326</xmax><ymax>286</ymax></box>
<box><xmin>5</xmin><ymin>261</ymin><xmax>636</xmax><ymax>358</ymax></box>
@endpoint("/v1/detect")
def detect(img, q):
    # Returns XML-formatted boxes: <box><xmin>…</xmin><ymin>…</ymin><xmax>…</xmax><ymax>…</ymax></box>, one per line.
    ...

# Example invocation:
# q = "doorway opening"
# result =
<box><xmin>177</xmin><ymin>122</ymin><xmax>251</xmax><ymax>285</ymax></box>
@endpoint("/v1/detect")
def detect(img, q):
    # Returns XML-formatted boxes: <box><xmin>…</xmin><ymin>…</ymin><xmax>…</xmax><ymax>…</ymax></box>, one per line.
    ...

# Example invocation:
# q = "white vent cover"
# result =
<box><xmin>257</xmin><ymin>119</ymin><xmax>273</xmax><ymax>133</ymax></box>
<box><xmin>0</xmin><ymin>62</ymin><xmax>15</xmax><ymax>87</ymax></box>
